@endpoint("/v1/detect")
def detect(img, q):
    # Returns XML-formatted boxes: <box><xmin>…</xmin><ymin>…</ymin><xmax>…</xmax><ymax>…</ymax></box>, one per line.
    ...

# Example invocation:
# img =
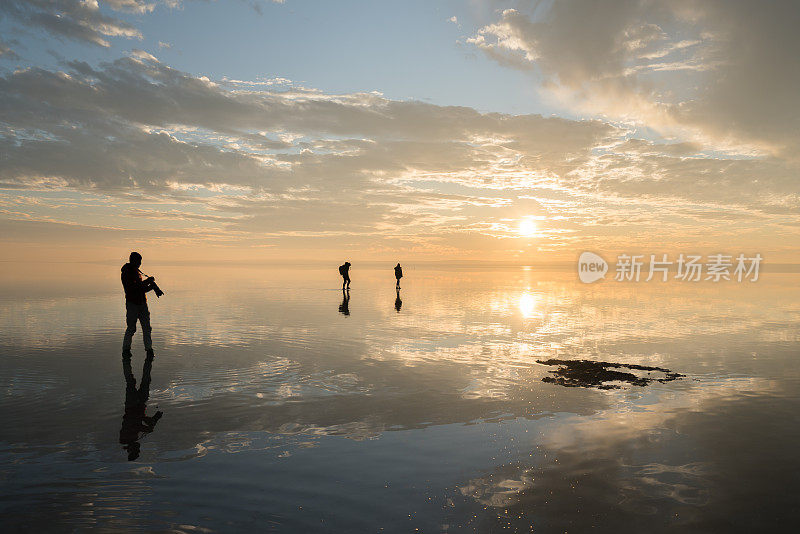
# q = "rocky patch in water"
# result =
<box><xmin>537</xmin><ymin>359</ymin><xmax>685</xmax><ymax>390</ymax></box>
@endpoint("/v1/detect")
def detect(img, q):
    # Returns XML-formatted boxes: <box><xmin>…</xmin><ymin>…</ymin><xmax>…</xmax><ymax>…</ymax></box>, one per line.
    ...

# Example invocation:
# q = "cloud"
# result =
<box><xmin>0</xmin><ymin>0</ymin><xmax>290</xmax><ymax>49</ymax></box>
<box><xmin>0</xmin><ymin>0</ymin><xmax>146</xmax><ymax>47</ymax></box>
<box><xmin>468</xmin><ymin>1</ymin><xmax>800</xmax><ymax>157</ymax></box>
<box><xmin>0</xmin><ymin>38</ymin><xmax>20</xmax><ymax>60</ymax></box>
<box><xmin>0</xmin><ymin>50</ymin><xmax>798</xmax><ymax>260</ymax></box>
<box><xmin>0</xmin><ymin>52</ymin><xmax>612</xmax><ymax>190</ymax></box>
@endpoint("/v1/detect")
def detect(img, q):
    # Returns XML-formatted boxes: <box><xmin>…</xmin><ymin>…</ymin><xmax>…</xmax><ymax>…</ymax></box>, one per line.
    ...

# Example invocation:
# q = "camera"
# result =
<box><xmin>141</xmin><ymin>271</ymin><xmax>165</xmax><ymax>298</ymax></box>
<box><xmin>152</xmin><ymin>282</ymin><xmax>165</xmax><ymax>298</ymax></box>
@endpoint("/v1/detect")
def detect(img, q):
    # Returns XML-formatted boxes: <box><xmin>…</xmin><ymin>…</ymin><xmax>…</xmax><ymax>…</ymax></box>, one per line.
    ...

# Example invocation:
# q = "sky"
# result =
<box><xmin>1</xmin><ymin>0</ymin><xmax>798</xmax><ymax>264</ymax></box>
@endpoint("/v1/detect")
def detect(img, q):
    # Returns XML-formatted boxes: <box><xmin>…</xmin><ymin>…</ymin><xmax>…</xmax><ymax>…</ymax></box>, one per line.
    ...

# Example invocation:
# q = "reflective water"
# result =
<box><xmin>1</xmin><ymin>263</ymin><xmax>798</xmax><ymax>532</ymax></box>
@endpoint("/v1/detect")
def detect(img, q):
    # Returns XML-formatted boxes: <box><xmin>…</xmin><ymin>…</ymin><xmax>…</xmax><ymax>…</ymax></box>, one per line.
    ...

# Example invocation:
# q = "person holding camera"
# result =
<box><xmin>339</xmin><ymin>261</ymin><xmax>351</xmax><ymax>290</ymax></box>
<box><xmin>121</xmin><ymin>252</ymin><xmax>160</xmax><ymax>355</ymax></box>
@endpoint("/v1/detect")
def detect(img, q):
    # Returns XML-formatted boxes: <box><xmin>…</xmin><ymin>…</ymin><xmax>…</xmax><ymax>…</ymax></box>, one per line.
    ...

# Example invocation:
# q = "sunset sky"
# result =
<box><xmin>1</xmin><ymin>0</ymin><xmax>798</xmax><ymax>263</ymax></box>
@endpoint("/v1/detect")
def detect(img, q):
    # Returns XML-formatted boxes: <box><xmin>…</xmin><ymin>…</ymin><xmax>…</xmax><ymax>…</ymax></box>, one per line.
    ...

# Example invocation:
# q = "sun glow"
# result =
<box><xmin>519</xmin><ymin>218</ymin><xmax>537</xmax><ymax>237</ymax></box>
<box><xmin>518</xmin><ymin>292</ymin><xmax>538</xmax><ymax>318</ymax></box>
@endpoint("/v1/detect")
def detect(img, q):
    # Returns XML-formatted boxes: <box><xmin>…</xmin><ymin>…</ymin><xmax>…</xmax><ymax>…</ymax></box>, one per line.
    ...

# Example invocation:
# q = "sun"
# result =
<box><xmin>519</xmin><ymin>218</ymin><xmax>537</xmax><ymax>237</ymax></box>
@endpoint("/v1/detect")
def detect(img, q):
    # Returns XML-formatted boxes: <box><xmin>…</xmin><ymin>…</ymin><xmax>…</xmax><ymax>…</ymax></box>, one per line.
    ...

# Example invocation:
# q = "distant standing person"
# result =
<box><xmin>394</xmin><ymin>263</ymin><xmax>403</xmax><ymax>289</ymax></box>
<box><xmin>339</xmin><ymin>261</ymin><xmax>351</xmax><ymax>290</ymax></box>
<box><xmin>121</xmin><ymin>252</ymin><xmax>158</xmax><ymax>355</ymax></box>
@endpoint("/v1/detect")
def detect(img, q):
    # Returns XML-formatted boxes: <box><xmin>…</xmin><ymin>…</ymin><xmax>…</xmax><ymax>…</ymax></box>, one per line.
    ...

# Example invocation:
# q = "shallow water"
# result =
<box><xmin>1</xmin><ymin>263</ymin><xmax>798</xmax><ymax>532</ymax></box>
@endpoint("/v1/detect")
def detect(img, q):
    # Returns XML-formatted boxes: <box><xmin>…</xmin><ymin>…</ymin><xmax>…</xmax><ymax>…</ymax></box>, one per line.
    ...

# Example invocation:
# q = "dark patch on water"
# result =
<box><xmin>537</xmin><ymin>359</ymin><xmax>685</xmax><ymax>389</ymax></box>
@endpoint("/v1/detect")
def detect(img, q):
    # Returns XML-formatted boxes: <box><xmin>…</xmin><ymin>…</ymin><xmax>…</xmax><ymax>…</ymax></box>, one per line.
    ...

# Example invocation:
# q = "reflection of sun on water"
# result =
<box><xmin>519</xmin><ymin>218</ymin><xmax>537</xmax><ymax>237</ymax></box>
<box><xmin>519</xmin><ymin>293</ymin><xmax>537</xmax><ymax>318</ymax></box>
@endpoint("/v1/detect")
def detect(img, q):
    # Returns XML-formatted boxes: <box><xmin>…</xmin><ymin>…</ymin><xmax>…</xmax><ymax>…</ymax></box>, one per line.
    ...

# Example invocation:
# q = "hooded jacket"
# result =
<box><xmin>121</xmin><ymin>263</ymin><xmax>147</xmax><ymax>304</ymax></box>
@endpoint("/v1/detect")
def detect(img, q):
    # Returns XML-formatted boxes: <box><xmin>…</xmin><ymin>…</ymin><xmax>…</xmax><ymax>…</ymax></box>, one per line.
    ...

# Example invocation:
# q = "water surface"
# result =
<box><xmin>1</xmin><ymin>263</ymin><xmax>798</xmax><ymax>532</ymax></box>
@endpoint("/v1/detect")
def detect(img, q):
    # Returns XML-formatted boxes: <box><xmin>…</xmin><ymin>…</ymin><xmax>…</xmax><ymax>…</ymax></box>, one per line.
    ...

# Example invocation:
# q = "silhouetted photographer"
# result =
<box><xmin>121</xmin><ymin>251</ymin><xmax>162</xmax><ymax>354</ymax></box>
<box><xmin>339</xmin><ymin>261</ymin><xmax>351</xmax><ymax>290</ymax></box>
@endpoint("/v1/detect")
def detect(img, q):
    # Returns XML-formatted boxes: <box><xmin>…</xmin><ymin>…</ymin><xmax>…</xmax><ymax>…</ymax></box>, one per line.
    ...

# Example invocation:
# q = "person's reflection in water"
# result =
<box><xmin>120</xmin><ymin>353</ymin><xmax>163</xmax><ymax>461</ymax></box>
<box><xmin>394</xmin><ymin>288</ymin><xmax>402</xmax><ymax>313</ymax></box>
<box><xmin>339</xmin><ymin>289</ymin><xmax>350</xmax><ymax>316</ymax></box>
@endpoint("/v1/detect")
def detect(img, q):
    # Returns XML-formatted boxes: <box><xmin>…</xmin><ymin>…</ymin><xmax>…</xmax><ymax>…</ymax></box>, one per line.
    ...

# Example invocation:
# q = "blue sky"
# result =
<box><xmin>1</xmin><ymin>0</ymin><xmax>554</xmax><ymax>115</ymax></box>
